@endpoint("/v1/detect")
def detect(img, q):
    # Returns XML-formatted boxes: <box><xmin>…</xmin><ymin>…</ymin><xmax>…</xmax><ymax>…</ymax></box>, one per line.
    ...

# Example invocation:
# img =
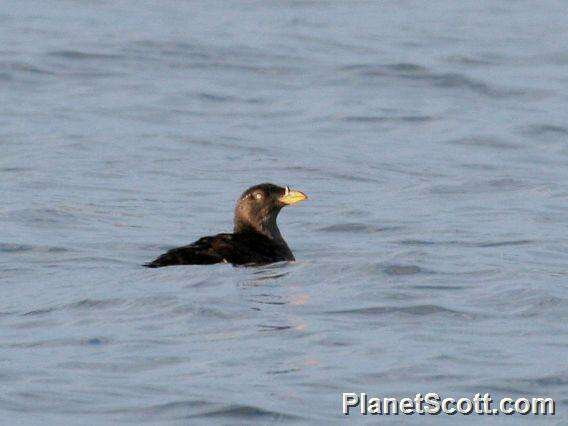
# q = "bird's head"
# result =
<box><xmin>233</xmin><ymin>183</ymin><xmax>308</xmax><ymax>238</ymax></box>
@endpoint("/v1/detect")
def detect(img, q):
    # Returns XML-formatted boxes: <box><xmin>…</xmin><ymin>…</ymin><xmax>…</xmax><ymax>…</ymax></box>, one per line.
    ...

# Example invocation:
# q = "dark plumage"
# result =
<box><xmin>145</xmin><ymin>183</ymin><xmax>308</xmax><ymax>267</ymax></box>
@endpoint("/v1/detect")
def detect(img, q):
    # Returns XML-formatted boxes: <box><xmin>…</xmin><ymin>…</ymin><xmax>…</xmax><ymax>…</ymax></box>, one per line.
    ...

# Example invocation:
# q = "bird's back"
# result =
<box><xmin>144</xmin><ymin>232</ymin><xmax>293</xmax><ymax>267</ymax></box>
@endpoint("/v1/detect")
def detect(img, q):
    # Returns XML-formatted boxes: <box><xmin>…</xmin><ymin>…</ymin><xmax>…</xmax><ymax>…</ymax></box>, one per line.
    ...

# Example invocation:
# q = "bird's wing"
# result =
<box><xmin>144</xmin><ymin>234</ymin><xmax>235</xmax><ymax>267</ymax></box>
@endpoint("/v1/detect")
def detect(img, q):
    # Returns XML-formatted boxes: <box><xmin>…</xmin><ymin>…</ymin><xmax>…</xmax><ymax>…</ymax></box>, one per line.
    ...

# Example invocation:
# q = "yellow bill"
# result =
<box><xmin>279</xmin><ymin>187</ymin><xmax>308</xmax><ymax>205</ymax></box>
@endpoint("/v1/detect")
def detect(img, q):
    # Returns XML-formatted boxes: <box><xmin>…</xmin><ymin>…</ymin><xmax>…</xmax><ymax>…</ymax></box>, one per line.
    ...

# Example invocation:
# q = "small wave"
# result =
<box><xmin>258</xmin><ymin>324</ymin><xmax>293</xmax><ymax>331</ymax></box>
<box><xmin>475</xmin><ymin>239</ymin><xmax>533</xmax><ymax>248</ymax></box>
<box><xmin>3</xmin><ymin>337</ymin><xmax>111</xmax><ymax>349</ymax></box>
<box><xmin>517</xmin><ymin>295</ymin><xmax>566</xmax><ymax>318</ymax></box>
<box><xmin>187</xmin><ymin>404</ymin><xmax>303</xmax><ymax>421</ymax></box>
<box><xmin>267</xmin><ymin>368</ymin><xmax>301</xmax><ymax>375</ymax></box>
<box><xmin>523</xmin><ymin>124</ymin><xmax>568</xmax><ymax>137</ymax></box>
<box><xmin>194</xmin><ymin>92</ymin><xmax>264</xmax><ymax>104</ymax></box>
<box><xmin>174</xmin><ymin>136</ymin><xmax>272</xmax><ymax>154</ymax></box>
<box><xmin>0</xmin><ymin>243</ymin><xmax>69</xmax><ymax>253</ymax></box>
<box><xmin>342</xmin><ymin>62</ymin><xmax>522</xmax><ymax>98</ymax></box>
<box><xmin>130</xmin><ymin>39</ymin><xmax>203</xmax><ymax>52</ymax></box>
<box><xmin>317</xmin><ymin>223</ymin><xmax>388</xmax><ymax>233</ymax></box>
<box><xmin>128</xmin><ymin>39</ymin><xmax>301</xmax><ymax>75</ymax></box>
<box><xmin>0</xmin><ymin>166</ymin><xmax>31</xmax><ymax>173</ymax></box>
<box><xmin>328</xmin><ymin>304</ymin><xmax>472</xmax><ymax>318</ymax></box>
<box><xmin>251</xmin><ymin>272</ymin><xmax>290</xmax><ymax>282</ymax></box>
<box><xmin>82</xmin><ymin>337</ymin><xmax>109</xmax><ymax>346</ymax></box>
<box><xmin>381</xmin><ymin>264</ymin><xmax>434</xmax><ymax>276</ymax></box>
<box><xmin>325</xmin><ymin>171</ymin><xmax>379</xmax><ymax>183</ymax></box>
<box><xmin>22</xmin><ymin>298</ymin><xmax>122</xmax><ymax>317</ymax></box>
<box><xmin>423</xmin><ymin>72</ymin><xmax>508</xmax><ymax>97</ymax></box>
<box><xmin>0</xmin><ymin>61</ymin><xmax>54</xmax><ymax>76</ymax></box>
<box><xmin>384</xmin><ymin>62</ymin><xmax>429</xmax><ymax>73</ymax></box>
<box><xmin>23</xmin><ymin>307</ymin><xmax>57</xmax><ymax>316</ymax></box>
<box><xmin>530</xmin><ymin>372</ymin><xmax>568</xmax><ymax>388</ymax></box>
<box><xmin>174</xmin><ymin>61</ymin><xmax>298</xmax><ymax>76</ymax></box>
<box><xmin>339</xmin><ymin>62</ymin><xmax>426</xmax><ymax>74</ymax></box>
<box><xmin>250</xmin><ymin>300</ymin><xmax>286</xmax><ymax>307</ymax></box>
<box><xmin>54</xmin><ymin>256</ymin><xmax>134</xmax><ymax>265</ymax></box>
<box><xmin>170</xmin><ymin>305</ymin><xmax>233</xmax><ymax>319</ymax></box>
<box><xmin>252</xmin><ymin>262</ymin><xmax>292</xmax><ymax>273</ymax></box>
<box><xmin>446</xmin><ymin>136</ymin><xmax>519</xmax><ymax>150</ymax></box>
<box><xmin>4</xmin><ymin>207</ymin><xmax>83</xmax><ymax>226</ymax></box>
<box><xmin>68</xmin><ymin>298</ymin><xmax>122</xmax><ymax>310</ymax></box>
<box><xmin>196</xmin><ymin>92</ymin><xmax>235</xmax><ymax>102</ymax></box>
<box><xmin>110</xmin><ymin>400</ymin><xmax>303</xmax><ymax>422</ymax></box>
<box><xmin>47</xmin><ymin>50</ymin><xmax>121</xmax><ymax>60</ymax></box>
<box><xmin>341</xmin><ymin>115</ymin><xmax>435</xmax><ymax>124</ymax></box>
<box><xmin>277</xmin><ymin>165</ymin><xmax>379</xmax><ymax>183</ymax></box>
<box><xmin>398</xmin><ymin>239</ymin><xmax>534</xmax><ymax>248</ymax></box>
<box><xmin>430</xmin><ymin>178</ymin><xmax>533</xmax><ymax>194</ymax></box>
<box><xmin>444</xmin><ymin>54</ymin><xmax>498</xmax><ymax>66</ymax></box>
<box><xmin>398</xmin><ymin>239</ymin><xmax>437</xmax><ymax>246</ymax></box>
<box><xmin>409</xmin><ymin>284</ymin><xmax>465</xmax><ymax>291</ymax></box>
<box><xmin>109</xmin><ymin>399</ymin><xmax>210</xmax><ymax>416</ymax></box>
<box><xmin>0</xmin><ymin>243</ymin><xmax>34</xmax><ymax>253</ymax></box>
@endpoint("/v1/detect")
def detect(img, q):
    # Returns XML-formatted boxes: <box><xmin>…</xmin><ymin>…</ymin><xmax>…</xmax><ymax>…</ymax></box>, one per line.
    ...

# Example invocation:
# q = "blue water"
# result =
<box><xmin>1</xmin><ymin>1</ymin><xmax>567</xmax><ymax>424</ymax></box>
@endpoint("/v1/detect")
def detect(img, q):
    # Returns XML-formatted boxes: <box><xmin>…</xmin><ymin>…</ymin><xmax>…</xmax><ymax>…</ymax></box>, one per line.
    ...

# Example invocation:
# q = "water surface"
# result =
<box><xmin>1</xmin><ymin>1</ymin><xmax>568</xmax><ymax>424</ymax></box>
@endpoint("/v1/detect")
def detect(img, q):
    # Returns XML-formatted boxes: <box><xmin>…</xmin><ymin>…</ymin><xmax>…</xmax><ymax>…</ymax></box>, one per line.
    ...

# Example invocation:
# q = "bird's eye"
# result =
<box><xmin>254</xmin><ymin>192</ymin><xmax>263</xmax><ymax>200</ymax></box>
<box><xmin>285</xmin><ymin>186</ymin><xmax>290</xmax><ymax>195</ymax></box>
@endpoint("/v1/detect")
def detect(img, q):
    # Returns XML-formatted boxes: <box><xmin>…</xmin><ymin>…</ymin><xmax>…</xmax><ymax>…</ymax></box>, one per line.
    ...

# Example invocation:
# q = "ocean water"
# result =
<box><xmin>1</xmin><ymin>0</ymin><xmax>567</xmax><ymax>424</ymax></box>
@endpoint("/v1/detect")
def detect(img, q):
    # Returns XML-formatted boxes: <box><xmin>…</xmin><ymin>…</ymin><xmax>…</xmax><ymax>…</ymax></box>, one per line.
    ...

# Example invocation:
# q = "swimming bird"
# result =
<box><xmin>145</xmin><ymin>183</ymin><xmax>308</xmax><ymax>267</ymax></box>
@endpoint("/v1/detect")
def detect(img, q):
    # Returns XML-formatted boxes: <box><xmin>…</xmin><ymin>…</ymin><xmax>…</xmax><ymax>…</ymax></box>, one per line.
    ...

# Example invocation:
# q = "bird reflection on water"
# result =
<box><xmin>238</xmin><ymin>263</ymin><xmax>311</xmax><ymax>338</ymax></box>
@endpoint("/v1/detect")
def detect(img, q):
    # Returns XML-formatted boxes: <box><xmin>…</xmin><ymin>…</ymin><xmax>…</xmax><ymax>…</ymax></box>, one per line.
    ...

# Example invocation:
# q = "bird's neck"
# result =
<box><xmin>234</xmin><ymin>213</ymin><xmax>286</xmax><ymax>245</ymax></box>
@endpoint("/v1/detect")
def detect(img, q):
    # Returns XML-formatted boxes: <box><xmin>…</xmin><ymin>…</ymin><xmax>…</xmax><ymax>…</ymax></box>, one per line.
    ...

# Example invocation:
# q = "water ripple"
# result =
<box><xmin>47</xmin><ymin>50</ymin><xmax>122</xmax><ymax>61</ymax></box>
<box><xmin>341</xmin><ymin>62</ymin><xmax>525</xmax><ymax>98</ymax></box>
<box><xmin>399</xmin><ymin>239</ymin><xmax>534</xmax><ymax>248</ymax></box>
<box><xmin>0</xmin><ymin>243</ymin><xmax>69</xmax><ymax>254</ymax></box>
<box><xmin>523</xmin><ymin>124</ymin><xmax>568</xmax><ymax>137</ymax></box>
<box><xmin>317</xmin><ymin>223</ymin><xmax>390</xmax><ymax>233</ymax></box>
<box><xmin>186</xmin><ymin>404</ymin><xmax>303</xmax><ymax>421</ymax></box>
<box><xmin>381</xmin><ymin>264</ymin><xmax>434</xmax><ymax>276</ymax></box>
<box><xmin>327</xmin><ymin>304</ymin><xmax>474</xmax><ymax>318</ymax></box>
<box><xmin>446</xmin><ymin>136</ymin><xmax>519</xmax><ymax>150</ymax></box>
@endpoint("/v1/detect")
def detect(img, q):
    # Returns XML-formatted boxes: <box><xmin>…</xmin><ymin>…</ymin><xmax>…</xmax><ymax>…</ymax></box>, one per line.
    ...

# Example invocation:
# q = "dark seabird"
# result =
<box><xmin>145</xmin><ymin>183</ymin><xmax>308</xmax><ymax>267</ymax></box>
